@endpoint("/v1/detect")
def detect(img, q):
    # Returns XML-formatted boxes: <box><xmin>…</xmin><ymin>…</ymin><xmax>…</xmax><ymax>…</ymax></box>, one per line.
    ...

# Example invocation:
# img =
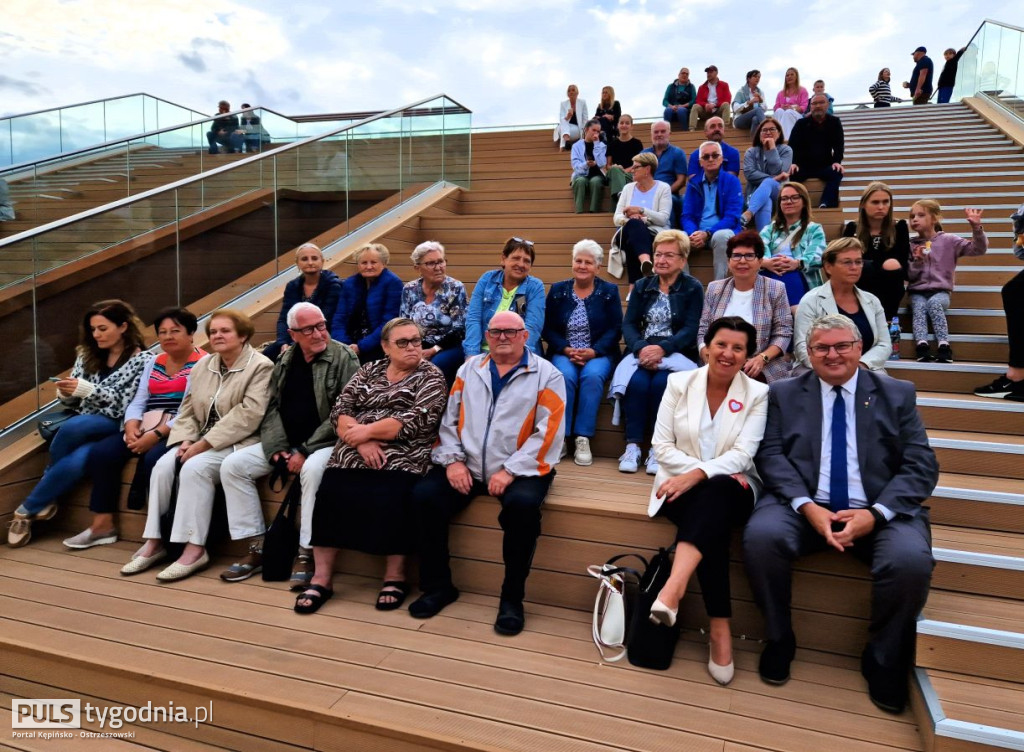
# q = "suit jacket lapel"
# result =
<box><xmin>854</xmin><ymin>370</ymin><xmax>877</xmax><ymax>476</ymax></box>
<box><xmin>806</xmin><ymin>374</ymin><xmax>824</xmax><ymax>478</ymax></box>
<box><xmin>686</xmin><ymin>369</ymin><xmax>708</xmax><ymax>457</ymax></box>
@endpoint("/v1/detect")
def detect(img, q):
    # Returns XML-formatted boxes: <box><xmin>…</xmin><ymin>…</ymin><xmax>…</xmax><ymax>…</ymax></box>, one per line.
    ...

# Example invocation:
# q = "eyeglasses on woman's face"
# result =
<box><xmin>779</xmin><ymin>194</ymin><xmax>802</xmax><ymax>203</ymax></box>
<box><xmin>391</xmin><ymin>337</ymin><xmax>423</xmax><ymax>349</ymax></box>
<box><xmin>420</xmin><ymin>259</ymin><xmax>446</xmax><ymax>270</ymax></box>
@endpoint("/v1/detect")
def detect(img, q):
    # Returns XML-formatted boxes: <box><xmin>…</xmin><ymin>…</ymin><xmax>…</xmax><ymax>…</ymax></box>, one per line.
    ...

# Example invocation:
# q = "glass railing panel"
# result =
<box><xmin>58</xmin><ymin>101</ymin><xmax>107</xmax><ymax>153</ymax></box>
<box><xmin>103</xmin><ymin>96</ymin><xmax>147</xmax><ymax>143</ymax></box>
<box><xmin>441</xmin><ymin>97</ymin><xmax>472</xmax><ymax>188</ymax></box>
<box><xmin>8</xmin><ymin>111</ymin><xmax>63</xmax><ymax>167</ymax></box>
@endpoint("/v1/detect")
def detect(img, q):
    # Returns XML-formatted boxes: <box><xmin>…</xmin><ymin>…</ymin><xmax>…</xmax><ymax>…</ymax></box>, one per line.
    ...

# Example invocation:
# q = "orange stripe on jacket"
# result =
<box><xmin>452</xmin><ymin>375</ymin><xmax>466</xmax><ymax>441</ymax></box>
<box><xmin>516</xmin><ymin>388</ymin><xmax>565</xmax><ymax>476</ymax></box>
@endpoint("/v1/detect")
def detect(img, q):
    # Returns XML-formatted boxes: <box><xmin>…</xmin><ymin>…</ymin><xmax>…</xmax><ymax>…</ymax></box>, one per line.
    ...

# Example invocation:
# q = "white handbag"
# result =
<box><xmin>587</xmin><ymin>554</ymin><xmax>644</xmax><ymax>662</ymax></box>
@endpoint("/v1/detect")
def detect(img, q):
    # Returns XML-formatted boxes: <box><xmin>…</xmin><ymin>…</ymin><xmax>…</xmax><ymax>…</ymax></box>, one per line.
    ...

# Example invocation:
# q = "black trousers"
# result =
<box><xmin>860</xmin><ymin>261</ymin><xmax>907</xmax><ymax>321</ymax></box>
<box><xmin>656</xmin><ymin>474</ymin><xmax>753</xmax><ymax>618</ymax></box>
<box><xmin>620</xmin><ymin>218</ymin><xmax>654</xmax><ymax>283</ymax></box>
<box><xmin>411</xmin><ymin>466</ymin><xmax>554</xmax><ymax>602</ymax></box>
<box><xmin>1004</xmin><ymin>269</ymin><xmax>1024</xmax><ymax>368</ymax></box>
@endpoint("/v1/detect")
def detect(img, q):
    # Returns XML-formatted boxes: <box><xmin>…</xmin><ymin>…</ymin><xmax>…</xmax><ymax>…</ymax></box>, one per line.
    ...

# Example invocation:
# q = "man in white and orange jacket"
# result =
<box><xmin>410</xmin><ymin>311</ymin><xmax>566</xmax><ymax>636</ymax></box>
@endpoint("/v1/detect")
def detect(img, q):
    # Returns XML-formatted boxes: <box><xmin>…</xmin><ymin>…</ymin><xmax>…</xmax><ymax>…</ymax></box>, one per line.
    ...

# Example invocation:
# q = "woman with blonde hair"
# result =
<box><xmin>264</xmin><ymin>243</ymin><xmax>342</xmax><ymax>361</ymax></box>
<box><xmin>595</xmin><ymin>85</ymin><xmax>622</xmax><ymax>140</ymax></box>
<box><xmin>773</xmin><ymin>68</ymin><xmax>808</xmax><ymax>139</ymax></box>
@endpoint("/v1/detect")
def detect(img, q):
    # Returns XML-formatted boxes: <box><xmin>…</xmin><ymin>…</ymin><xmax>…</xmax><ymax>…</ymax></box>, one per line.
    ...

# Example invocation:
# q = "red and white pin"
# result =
<box><xmin>728</xmin><ymin>399</ymin><xmax>743</xmax><ymax>413</ymax></box>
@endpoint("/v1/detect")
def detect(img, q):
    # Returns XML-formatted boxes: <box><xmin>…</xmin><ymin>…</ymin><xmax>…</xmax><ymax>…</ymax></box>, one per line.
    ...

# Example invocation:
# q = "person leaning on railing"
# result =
<box><xmin>121</xmin><ymin>309</ymin><xmax>273</xmax><ymax>582</ymax></box>
<box><xmin>9</xmin><ymin>300</ymin><xmax>151</xmax><ymax>548</ymax></box>
<box><xmin>64</xmin><ymin>307</ymin><xmax>203</xmax><ymax>551</ymax></box>
<box><xmin>330</xmin><ymin>242</ymin><xmax>403</xmax><ymax>364</ymax></box>
<box><xmin>542</xmin><ymin>239</ymin><xmax>622</xmax><ymax>467</ymax></box>
<box><xmin>400</xmin><ymin>241</ymin><xmax>468</xmax><ymax>388</ymax></box>
<box><xmin>263</xmin><ymin>243</ymin><xmax>342</xmax><ymax>362</ymax></box>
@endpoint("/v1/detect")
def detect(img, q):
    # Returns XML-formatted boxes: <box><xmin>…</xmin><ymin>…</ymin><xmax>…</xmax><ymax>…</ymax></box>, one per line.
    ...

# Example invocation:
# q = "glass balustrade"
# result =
<box><xmin>0</xmin><ymin>94</ymin><xmax>207</xmax><ymax>168</ymax></box>
<box><xmin>0</xmin><ymin>95</ymin><xmax>471</xmax><ymax>422</ymax></box>
<box><xmin>954</xmin><ymin>19</ymin><xmax>1024</xmax><ymax>120</ymax></box>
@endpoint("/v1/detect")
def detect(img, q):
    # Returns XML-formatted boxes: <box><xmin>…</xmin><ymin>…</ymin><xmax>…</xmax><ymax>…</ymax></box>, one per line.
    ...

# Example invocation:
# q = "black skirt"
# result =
<box><xmin>310</xmin><ymin>467</ymin><xmax>419</xmax><ymax>555</ymax></box>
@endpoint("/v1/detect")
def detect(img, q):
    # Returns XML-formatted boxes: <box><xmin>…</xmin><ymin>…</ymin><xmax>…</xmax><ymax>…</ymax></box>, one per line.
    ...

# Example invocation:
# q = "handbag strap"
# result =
<box><xmin>272</xmin><ymin>475</ymin><xmax>302</xmax><ymax>524</ymax></box>
<box><xmin>267</xmin><ymin>456</ymin><xmax>292</xmax><ymax>493</ymax></box>
<box><xmin>588</xmin><ymin>565</ymin><xmax>629</xmax><ymax>662</ymax></box>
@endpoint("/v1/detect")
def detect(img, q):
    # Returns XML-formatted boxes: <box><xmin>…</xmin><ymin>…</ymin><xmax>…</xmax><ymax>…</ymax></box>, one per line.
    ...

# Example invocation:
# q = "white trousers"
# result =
<box><xmin>220</xmin><ymin>443</ymin><xmax>331</xmax><ymax>548</ymax></box>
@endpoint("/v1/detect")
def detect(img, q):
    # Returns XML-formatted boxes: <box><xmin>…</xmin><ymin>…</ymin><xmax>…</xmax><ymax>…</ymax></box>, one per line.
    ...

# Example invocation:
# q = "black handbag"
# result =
<box><xmin>261</xmin><ymin>459</ymin><xmax>300</xmax><ymax>582</ymax></box>
<box><xmin>37</xmin><ymin>409</ymin><xmax>77</xmax><ymax>443</ymax></box>
<box><xmin>626</xmin><ymin>545</ymin><xmax>681</xmax><ymax>671</ymax></box>
<box><xmin>159</xmin><ymin>459</ymin><xmax>186</xmax><ymax>562</ymax></box>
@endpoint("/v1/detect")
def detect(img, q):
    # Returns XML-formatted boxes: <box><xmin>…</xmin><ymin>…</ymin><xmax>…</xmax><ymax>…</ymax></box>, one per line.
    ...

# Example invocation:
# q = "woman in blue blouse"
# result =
<box><xmin>330</xmin><ymin>243</ymin><xmax>403</xmax><ymax>363</ymax></box>
<box><xmin>400</xmin><ymin>240</ymin><xmax>468</xmax><ymax>386</ymax></box>
<box><xmin>264</xmin><ymin>243</ymin><xmax>341</xmax><ymax>361</ymax></box>
<box><xmin>543</xmin><ymin>239</ymin><xmax>622</xmax><ymax>466</ymax></box>
<box><xmin>463</xmin><ymin>237</ymin><xmax>545</xmax><ymax>357</ymax></box>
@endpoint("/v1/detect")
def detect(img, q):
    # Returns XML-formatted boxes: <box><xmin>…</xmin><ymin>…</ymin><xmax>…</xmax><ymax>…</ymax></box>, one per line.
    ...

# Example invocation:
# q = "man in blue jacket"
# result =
<box><xmin>682</xmin><ymin>141</ymin><xmax>743</xmax><ymax>280</ymax></box>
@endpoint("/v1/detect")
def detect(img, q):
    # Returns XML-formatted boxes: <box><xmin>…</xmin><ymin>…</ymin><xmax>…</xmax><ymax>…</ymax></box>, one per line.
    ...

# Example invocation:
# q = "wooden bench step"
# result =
<box><xmin>914</xmin><ymin>667</ymin><xmax>1024</xmax><ymax>752</ymax></box>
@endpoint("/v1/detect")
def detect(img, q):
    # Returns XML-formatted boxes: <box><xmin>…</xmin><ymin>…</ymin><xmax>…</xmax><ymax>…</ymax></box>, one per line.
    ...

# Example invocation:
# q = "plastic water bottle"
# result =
<box><xmin>889</xmin><ymin>317</ymin><xmax>901</xmax><ymax>360</ymax></box>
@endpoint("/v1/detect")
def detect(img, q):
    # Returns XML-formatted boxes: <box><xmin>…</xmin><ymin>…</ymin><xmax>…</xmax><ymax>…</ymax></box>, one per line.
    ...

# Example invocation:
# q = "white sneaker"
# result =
<box><xmin>574</xmin><ymin>436</ymin><xmax>593</xmax><ymax>466</ymax></box>
<box><xmin>618</xmin><ymin>444</ymin><xmax>641</xmax><ymax>473</ymax></box>
<box><xmin>645</xmin><ymin>451</ymin><xmax>659</xmax><ymax>476</ymax></box>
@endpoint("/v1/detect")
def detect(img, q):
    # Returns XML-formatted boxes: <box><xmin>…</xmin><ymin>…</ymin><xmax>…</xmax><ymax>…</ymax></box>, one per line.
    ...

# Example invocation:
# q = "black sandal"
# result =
<box><xmin>294</xmin><ymin>584</ymin><xmax>333</xmax><ymax>614</ymax></box>
<box><xmin>375</xmin><ymin>580</ymin><xmax>408</xmax><ymax>611</ymax></box>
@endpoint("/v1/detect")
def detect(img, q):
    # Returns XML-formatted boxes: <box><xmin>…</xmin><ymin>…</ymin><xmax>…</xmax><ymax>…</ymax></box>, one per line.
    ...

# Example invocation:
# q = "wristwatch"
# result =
<box><xmin>868</xmin><ymin>506</ymin><xmax>889</xmax><ymax>528</ymax></box>
<box><xmin>760</xmin><ymin>353</ymin><xmax>770</xmax><ymax>364</ymax></box>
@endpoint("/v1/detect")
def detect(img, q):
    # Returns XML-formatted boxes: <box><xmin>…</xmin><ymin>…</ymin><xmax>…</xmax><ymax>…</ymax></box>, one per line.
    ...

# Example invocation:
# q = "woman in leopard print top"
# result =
<box><xmin>8</xmin><ymin>300</ymin><xmax>151</xmax><ymax>548</ymax></box>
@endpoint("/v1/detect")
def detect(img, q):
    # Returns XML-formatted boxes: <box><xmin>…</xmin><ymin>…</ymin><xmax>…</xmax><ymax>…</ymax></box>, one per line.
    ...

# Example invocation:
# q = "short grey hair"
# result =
<box><xmin>572</xmin><ymin>239</ymin><xmax>604</xmax><ymax>266</ymax></box>
<box><xmin>699</xmin><ymin>140</ymin><xmax>722</xmax><ymax>156</ymax></box>
<box><xmin>810</xmin><ymin>92</ymin><xmax>830</xmax><ymax>105</ymax></box>
<box><xmin>411</xmin><ymin>240</ymin><xmax>445</xmax><ymax>266</ymax></box>
<box><xmin>806</xmin><ymin>314</ymin><xmax>862</xmax><ymax>349</ymax></box>
<box><xmin>286</xmin><ymin>301</ymin><xmax>325</xmax><ymax>329</ymax></box>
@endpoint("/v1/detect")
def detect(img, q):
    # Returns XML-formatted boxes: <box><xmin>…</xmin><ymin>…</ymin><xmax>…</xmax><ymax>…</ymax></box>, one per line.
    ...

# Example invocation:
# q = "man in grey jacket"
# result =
<box><xmin>409</xmin><ymin>311</ymin><xmax>566</xmax><ymax>635</ymax></box>
<box><xmin>219</xmin><ymin>302</ymin><xmax>359</xmax><ymax>584</ymax></box>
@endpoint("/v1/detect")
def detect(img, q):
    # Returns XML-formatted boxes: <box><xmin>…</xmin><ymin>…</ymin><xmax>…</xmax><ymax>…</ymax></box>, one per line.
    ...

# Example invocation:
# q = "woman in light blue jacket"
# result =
<box><xmin>463</xmin><ymin>237</ymin><xmax>546</xmax><ymax>357</ymax></box>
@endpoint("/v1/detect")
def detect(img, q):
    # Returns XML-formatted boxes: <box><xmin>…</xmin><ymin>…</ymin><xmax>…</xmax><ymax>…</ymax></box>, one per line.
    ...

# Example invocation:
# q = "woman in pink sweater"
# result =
<box><xmin>773</xmin><ymin>68</ymin><xmax>808</xmax><ymax>139</ymax></box>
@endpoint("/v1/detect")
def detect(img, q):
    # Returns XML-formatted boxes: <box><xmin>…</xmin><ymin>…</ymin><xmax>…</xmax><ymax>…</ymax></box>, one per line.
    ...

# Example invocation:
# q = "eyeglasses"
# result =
<box><xmin>288</xmin><ymin>321</ymin><xmax>328</xmax><ymax>336</ymax></box>
<box><xmin>511</xmin><ymin>237</ymin><xmax>534</xmax><ymax>247</ymax></box>
<box><xmin>760</xmin><ymin>127</ymin><xmax>779</xmax><ymax>134</ymax></box>
<box><xmin>630</xmin><ymin>163</ymin><xmax>648</xmax><ymax>170</ymax></box>
<box><xmin>835</xmin><ymin>259</ymin><xmax>864</xmax><ymax>268</ymax></box>
<box><xmin>486</xmin><ymin>328</ymin><xmax>525</xmax><ymax>339</ymax></box>
<box><xmin>810</xmin><ymin>341</ymin><xmax>858</xmax><ymax>356</ymax></box>
<box><xmin>700</xmin><ymin>153</ymin><xmax>722</xmax><ymax>161</ymax></box>
<box><xmin>779</xmin><ymin>195</ymin><xmax>802</xmax><ymax>203</ymax></box>
<box><xmin>391</xmin><ymin>337</ymin><xmax>423</xmax><ymax>349</ymax></box>
<box><xmin>729</xmin><ymin>253</ymin><xmax>758</xmax><ymax>261</ymax></box>
<box><xmin>420</xmin><ymin>259</ymin><xmax>446</xmax><ymax>269</ymax></box>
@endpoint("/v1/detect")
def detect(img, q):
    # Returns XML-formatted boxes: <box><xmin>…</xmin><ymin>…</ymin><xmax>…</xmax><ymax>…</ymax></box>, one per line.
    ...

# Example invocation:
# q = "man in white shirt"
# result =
<box><xmin>744</xmin><ymin>314</ymin><xmax>938</xmax><ymax>714</ymax></box>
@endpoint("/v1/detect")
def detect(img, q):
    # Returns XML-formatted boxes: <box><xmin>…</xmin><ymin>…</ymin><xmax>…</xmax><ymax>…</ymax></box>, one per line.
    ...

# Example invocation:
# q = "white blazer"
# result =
<box><xmin>553</xmin><ymin>98</ymin><xmax>590</xmax><ymax>142</ymax></box>
<box><xmin>648</xmin><ymin>367</ymin><xmax>769</xmax><ymax>517</ymax></box>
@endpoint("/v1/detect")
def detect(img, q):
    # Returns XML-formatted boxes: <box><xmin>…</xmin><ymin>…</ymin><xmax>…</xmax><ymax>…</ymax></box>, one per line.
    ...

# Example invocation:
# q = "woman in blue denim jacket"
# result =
<box><xmin>463</xmin><ymin>237</ymin><xmax>546</xmax><ymax>357</ymax></box>
<box><xmin>543</xmin><ymin>240</ymin><xmax>622</xmax><ymax>466</ymax></box>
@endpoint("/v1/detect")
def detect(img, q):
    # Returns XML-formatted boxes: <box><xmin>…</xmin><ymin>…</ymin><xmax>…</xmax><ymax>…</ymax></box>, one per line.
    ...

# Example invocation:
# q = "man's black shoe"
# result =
<box><xmin>759</xmin><ymin>633</ymin><xmax>796</xmax><ymax>685</ymax></box>
<box><xmin>408</xmin><ymin>586</ymin><xmax>459</xmax><ymax>619</ymax></box>
<box><xmin>494</xmin><ymin>598</ymin><xmax>525</xmax><ymax>636</ymax></box>
<box><xmin>861</xmin><ymin>647</ymin><xmax>908</xmax><ymax>714</ymax></box>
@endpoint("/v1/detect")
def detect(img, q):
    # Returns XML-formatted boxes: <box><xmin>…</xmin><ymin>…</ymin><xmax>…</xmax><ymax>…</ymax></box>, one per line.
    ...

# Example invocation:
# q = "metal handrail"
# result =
<box><xmin>0</xmin><ymin>92</ymin><xmax>205</xmax><ymax>124</ymax></box>
<box><xmin>0</xmin><ymin>92</ymin><xmax>472</xmax><ymax>249</ymax></box>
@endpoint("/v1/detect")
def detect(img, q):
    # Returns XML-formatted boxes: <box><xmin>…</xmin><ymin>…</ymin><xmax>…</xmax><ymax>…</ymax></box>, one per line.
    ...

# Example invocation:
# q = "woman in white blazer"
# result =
<box><xmin>554</xmin><ymin>84</ymin><xmax>589</xmax><ymax>149</ymax></box>
<box><xmin>647</xmin><ymin>316</ymin><xmax>769</xmax><ymax>685</ymax></box>
<box><xmin>793</xmin><ymin>237</ymin><xmax>890</xmax><ymax>372</ymax></box>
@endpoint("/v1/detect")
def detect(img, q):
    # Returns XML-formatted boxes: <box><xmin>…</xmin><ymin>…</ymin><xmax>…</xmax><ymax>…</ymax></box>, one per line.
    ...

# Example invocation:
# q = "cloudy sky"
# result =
<box><xmin>2</xmin><ymin>0</ymin><xmax>1017</xmax><ymax>128</ymax></box>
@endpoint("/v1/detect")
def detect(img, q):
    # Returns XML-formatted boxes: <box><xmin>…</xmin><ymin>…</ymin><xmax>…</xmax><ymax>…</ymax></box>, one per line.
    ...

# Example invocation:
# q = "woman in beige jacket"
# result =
<box><xmin>122</xmin><ymin>309</ymin><xmax>273</xmax><ymax>582</ymax></box>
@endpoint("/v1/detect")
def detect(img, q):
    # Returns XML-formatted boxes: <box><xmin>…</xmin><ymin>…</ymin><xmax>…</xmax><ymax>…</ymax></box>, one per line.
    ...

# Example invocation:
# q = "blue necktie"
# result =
<box><xmin>830</xmin><ymin>385</ymin><xmax>850</xmax><ymax>512</ymax></box>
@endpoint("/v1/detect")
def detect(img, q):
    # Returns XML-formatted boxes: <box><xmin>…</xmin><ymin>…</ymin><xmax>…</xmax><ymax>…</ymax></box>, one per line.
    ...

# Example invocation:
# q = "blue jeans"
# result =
<box><xmin>22</xmin><ymin>413</ymin><xmax>120</xmax><ymax>514</ymax></box>
<box><xmin>430</xmin><ymin>346</ymin><xmax>464</xmax><ymax>388</ymax></box>
<box><xmin>86</xmin><ymin>430</ymin><xmax>171</xmax><ymax>513</ymax></box>
<box><xmin>733</xmin><ymin>105</ymin><xmax>766</xmax><ymax>132</ymax></box>
<box><xmin>623</xmin><ymin>368</ymin><xmax>671</xmax><ymax>444</ymax></box>
<box><xmin>207</xmin><ymin>130</ymin><xmax>243</xmax><ymax>154</ymax></box>
<box><xmin>551</xmin><ymin>354</ymin><xmax>613</xmax><ymax>437</ymax></box>
<box><xmin>663</xmin><ymin>106</ymin><xmax>690</xmax><ymax>129</ymax></box>
<box><xmin>748</xmin><ymin>179</ymin><xmax>781</xmax><ymax>230</ymax></box>
<box><xmin>937</xmin><ymin>87</ymin><xmax>953</xmax><ymax>104</ymax></box>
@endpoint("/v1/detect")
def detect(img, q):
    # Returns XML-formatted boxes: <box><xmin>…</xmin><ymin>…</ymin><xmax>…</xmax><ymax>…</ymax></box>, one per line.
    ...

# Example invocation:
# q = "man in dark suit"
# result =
<box><xmin>744</xmin><ymin>313</ymin><xmax>938</xmax><ymax>713</ymax></box>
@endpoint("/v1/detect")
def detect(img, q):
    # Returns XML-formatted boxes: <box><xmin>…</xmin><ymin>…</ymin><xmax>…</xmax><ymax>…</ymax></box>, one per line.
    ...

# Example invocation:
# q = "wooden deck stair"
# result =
<box><xmin>0</xmin><ymin>101</ymin><xmax>1022</xmax><ymax>751</ymax></box>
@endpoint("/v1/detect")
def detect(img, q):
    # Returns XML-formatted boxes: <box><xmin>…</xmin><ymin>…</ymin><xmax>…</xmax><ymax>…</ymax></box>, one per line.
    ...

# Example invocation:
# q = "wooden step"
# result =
<box><xmin>918</xmin><ymin>591</ymin><xmax>1024</xmax><ymax>684</ymax></box>
<box><xmin>914</xmin><ymin>668</ymin><xmax>1024</xmax><ymax>752</ymax></box>
<box><xmin>927</xmin><ymin>429</ymin><xmax>1024</xmax><ymax>480</ymax></box>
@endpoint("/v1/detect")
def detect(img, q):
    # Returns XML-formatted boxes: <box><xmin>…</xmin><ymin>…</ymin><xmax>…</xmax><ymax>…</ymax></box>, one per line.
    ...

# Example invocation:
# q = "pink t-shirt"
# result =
<box><xmin>774</xmin><ymin>87</ymin><xmax>809</xmax><ymax>111</ymax></box>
